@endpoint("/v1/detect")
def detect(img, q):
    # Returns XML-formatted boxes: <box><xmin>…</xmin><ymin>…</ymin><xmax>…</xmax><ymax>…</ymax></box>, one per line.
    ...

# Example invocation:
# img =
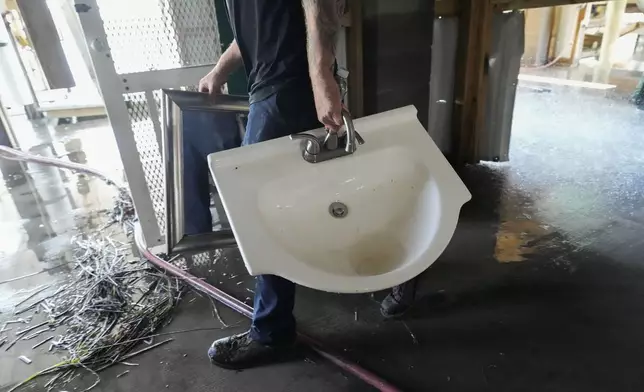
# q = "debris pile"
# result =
<box><xmin>5</xmin><ymin>192</ymin><xmax>185</xmax><ymax>392</ymax></box>
<box><xmin>106</xmin><ymin>188</ymin><xmax>136</xmax><ymax>230</ymax></box>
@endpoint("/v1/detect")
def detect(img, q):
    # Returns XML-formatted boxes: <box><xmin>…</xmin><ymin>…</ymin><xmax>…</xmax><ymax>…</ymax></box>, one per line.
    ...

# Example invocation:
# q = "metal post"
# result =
<box><xmin>162</xmin><ymin>92</ymin><xmax>184</xmax><ymax>253</ymax></box>
<box><xmin>534</xmin><ymin>7</ymin><xmax>553</xmax><ymax>66</ymax></box>
<box><xmin>15</xmin><ymin>0</ymin><xmax>75</xmax><ymax>90</ymax></box>
<box><xmin>593</xmin><ymin>0</ymin><xmax>628</xmax><ymax>84</ymax></box>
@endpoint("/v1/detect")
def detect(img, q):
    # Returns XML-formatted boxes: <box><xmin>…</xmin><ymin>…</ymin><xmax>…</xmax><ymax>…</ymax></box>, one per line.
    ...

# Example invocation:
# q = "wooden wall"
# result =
<box><xmin>361</xmin><ymin>0</ymin><xmax>434</xmax><ymax>131</ymax></box>
<box><xmin>349</xmin><ymin>0</ymin><xmax>608</xmax><ymax>163</ymax></box>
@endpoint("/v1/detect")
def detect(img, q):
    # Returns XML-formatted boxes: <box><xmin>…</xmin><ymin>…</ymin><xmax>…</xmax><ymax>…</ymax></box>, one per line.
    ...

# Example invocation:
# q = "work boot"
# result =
<box><xmin>208</xmin><ymin>331</ymin><xmax>295</xmax><ymax>369</ymax></box>
<box><xmin>380</xmin><ymin>278</ymin><xmax>418</xmax><ymax>319</ymax></box>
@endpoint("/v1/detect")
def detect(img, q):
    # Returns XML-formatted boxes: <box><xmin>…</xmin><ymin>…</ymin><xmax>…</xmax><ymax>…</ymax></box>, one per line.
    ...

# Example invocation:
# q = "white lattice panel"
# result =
<box><xmin>96</xmin><ymin>0</ymin><xmax>221</xmax><ymax>74</ymax></box>
<box><xmin>76</xmin><ymin>0</ymin><xmax>221</xmax><ymax>248</ymax></box>
<box><xmin>125</xmin><ymin>92</ymin><xmax>166</xmax><ymax>235</ymax></box>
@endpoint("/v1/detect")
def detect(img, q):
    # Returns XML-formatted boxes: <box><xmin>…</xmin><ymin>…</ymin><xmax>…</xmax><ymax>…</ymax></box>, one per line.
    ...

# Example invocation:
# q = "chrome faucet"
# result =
<box><xmin>290</xmin><ymin>109</ymin><xmax>365</xmax><ymax>164</ymax></box>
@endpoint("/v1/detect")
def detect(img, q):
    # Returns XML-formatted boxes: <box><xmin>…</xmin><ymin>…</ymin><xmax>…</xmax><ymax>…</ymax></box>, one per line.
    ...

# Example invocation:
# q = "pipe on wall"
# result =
<box><xmin>593</xmin><ymin>0</ymin><xmax>628</xmax><ymax>83</ymax></box>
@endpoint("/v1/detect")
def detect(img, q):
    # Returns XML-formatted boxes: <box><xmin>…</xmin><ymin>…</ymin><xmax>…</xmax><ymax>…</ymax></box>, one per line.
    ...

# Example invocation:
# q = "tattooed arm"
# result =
<box><xmin>302</xmin><ymin>0</ymin><xmax>345</xmax><ymax>131</ymax></box>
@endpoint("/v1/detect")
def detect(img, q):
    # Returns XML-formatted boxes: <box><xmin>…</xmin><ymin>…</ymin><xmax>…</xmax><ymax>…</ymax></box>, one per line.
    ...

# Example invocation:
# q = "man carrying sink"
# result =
<box><xmin>199</xmin><ymin>0</ymin><xmax>418</xmax><ymax>369</ymax></box>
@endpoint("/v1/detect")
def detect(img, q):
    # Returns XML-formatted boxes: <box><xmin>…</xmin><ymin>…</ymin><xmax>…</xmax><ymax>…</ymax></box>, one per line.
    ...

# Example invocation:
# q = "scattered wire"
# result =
<box><xmin>0</xmin><ymin>264</ymin><xmax>73</xmax><ymax>286</ymax></box>
<box><xmin>209</xmin><ymin>296</ymin><xmax>229</xmax><ymax>328</ymax></box>
<box><xmin>0</xmin><ymin>271</ymin><xmax>42</xmax><ymax>285</ymax></box>
<box><xmin>95</xmin><ymin>338</ymin><xmax>174</xmax><ymax>372</ymax></box>
<box><xmin>32</xmin><ymin>336</ymin><xmax>54</xmax><ymax>349</ymax></box>
<box><xmin>83</xmin><ymin>325</ymin><xmax>238</xmax><ymax>352</ymax></box>
<box><xmin>0</xmin><ymin>145</ymin><xmax>215</xmax><ymax>392</ymax></box>
<box><xmin>8</xmin><ymin>233</ymin><xmax>184</xmax><ymax>391</ymax></box>
<box><xmin>4</xmin><ymin>181</ymin><xmax>184</xmax><ymax>392</ymax></box>
<box><xmin>401</xmin><ymin>321</ymin><xmax>419</xmax><ymax>345</ymax></box>
<box><xmin>103</xmin><ymin>188</ymin><xmax>135</xmax><ymax>231</ymax></box>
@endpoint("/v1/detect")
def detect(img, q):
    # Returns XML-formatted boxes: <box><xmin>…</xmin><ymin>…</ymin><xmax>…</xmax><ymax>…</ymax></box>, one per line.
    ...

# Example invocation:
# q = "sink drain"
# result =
<box><xmin>329</xmin><ymin>202</ymin><xmax>348</xmax><ymax>218</ymax></box>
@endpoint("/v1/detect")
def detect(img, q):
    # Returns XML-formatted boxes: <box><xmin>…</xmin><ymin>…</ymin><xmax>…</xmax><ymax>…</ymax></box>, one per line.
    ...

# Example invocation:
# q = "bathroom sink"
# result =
<box><xmin>208</xmin><ymin>106</ymin><xmax>471</xmax><ymax>293</ymax></box>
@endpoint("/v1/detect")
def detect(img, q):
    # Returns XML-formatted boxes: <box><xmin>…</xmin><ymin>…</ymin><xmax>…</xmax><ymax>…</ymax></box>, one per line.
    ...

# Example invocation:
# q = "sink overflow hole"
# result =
<box><xmin>329</xmin><ymin>202</ymin><xmax>348</xmax><ymax>218</ymax></box>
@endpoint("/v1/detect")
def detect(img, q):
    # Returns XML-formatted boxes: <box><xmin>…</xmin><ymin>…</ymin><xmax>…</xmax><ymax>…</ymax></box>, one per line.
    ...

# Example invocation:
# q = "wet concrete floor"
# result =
<box><xmin>0</xmin><ymin>116</ymin><xmax>369</xmax><ymax>392</ymax></box>
<box><xmin>189</xmin><ymin>82</ymin><xmax>644</xmax><ymax>391</ymax></box>
<box><xmin>2</xmin><ymin>81</ymin><xmax>644</xmax><ymax>391</ymax></box>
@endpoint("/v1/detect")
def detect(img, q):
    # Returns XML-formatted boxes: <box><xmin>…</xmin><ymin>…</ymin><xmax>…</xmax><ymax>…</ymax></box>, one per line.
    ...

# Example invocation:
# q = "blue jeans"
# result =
<box><xmin>246</xmin><ymin>87</ymin><xmax>320</xmax><ymax>344</ymax></box>
<box><xmin>182</xmin><ymin>111</ymin><xmax>241</xmax><ymax>235</ymax></box>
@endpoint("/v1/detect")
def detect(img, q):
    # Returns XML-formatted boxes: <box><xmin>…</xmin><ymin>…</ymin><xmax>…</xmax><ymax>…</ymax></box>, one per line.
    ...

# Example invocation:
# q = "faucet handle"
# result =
<box><xmin>355</xmin><ymin>130</ymin><xmax>365</xmax><ymax>145</ymax></box>
<box><xmin>290</xmin><ymin>132</ymin><xmax>321</xmax><ymax>155</ymax></box>
<box><xmin>323</xmin><ymin>130</ymin><xmax>339</xmax><ymax>150</ymax></box>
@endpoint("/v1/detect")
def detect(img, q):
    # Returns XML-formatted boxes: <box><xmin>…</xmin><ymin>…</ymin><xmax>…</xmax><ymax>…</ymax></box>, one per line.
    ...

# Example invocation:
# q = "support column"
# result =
<box><xmin>593</xmin><ymin>0</ymin><xmax>627</xmax><ymax>84</ymax></box>
<box><xmin>534</xmin><ymin>7</ymin><xmax>553</xmax><ymax>66</ymax></box>
<box><xmin>453</xmin><ymin>0</ymin><xmax>493</xmax><ymax>164</ymax></box>
<box><xmin>16</xmin><ymin>0</ymin><xmax>75</xmax><ymax>89</ymax></box>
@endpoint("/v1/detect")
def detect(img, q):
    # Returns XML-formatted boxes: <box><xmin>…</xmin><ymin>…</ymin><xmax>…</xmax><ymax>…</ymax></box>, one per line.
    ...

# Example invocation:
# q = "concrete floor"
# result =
<box><xmin>2</xmin><ymin>81</ymin><xmax>644</xmax><ymax>391</ymax></box>
<box><xmin>0</xmin><ymin>117</ymin><xmax>372</xmax><ymax>392</ymax></box>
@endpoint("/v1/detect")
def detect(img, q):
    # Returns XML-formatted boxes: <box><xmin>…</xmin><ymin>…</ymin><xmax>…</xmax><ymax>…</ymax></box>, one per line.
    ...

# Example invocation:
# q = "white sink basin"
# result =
<box><xmin>208</xmin><ymin>106</ymin><xmax>471</xmax><ymax>293</ymax></box>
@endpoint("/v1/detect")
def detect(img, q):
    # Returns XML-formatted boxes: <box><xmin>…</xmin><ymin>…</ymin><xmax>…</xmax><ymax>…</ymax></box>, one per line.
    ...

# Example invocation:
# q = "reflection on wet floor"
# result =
<box><xmin>1</xmin><ymin>118</ymin><xmax>121</xmax><ymax>298</ymax></box>
<box><xmin>1</xmin><ymin>82</ymin><xmax>644</xmax><ymax>391</ymax></box>
<box><xmin>495</xmin><ymin>83</ymin><xmax>644</xmax><ymax>263</ymax></box>
<box><xmin>0</xmin><ymin>116</ymin><xmax>124</xmax><ymax>389</ymax></box>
